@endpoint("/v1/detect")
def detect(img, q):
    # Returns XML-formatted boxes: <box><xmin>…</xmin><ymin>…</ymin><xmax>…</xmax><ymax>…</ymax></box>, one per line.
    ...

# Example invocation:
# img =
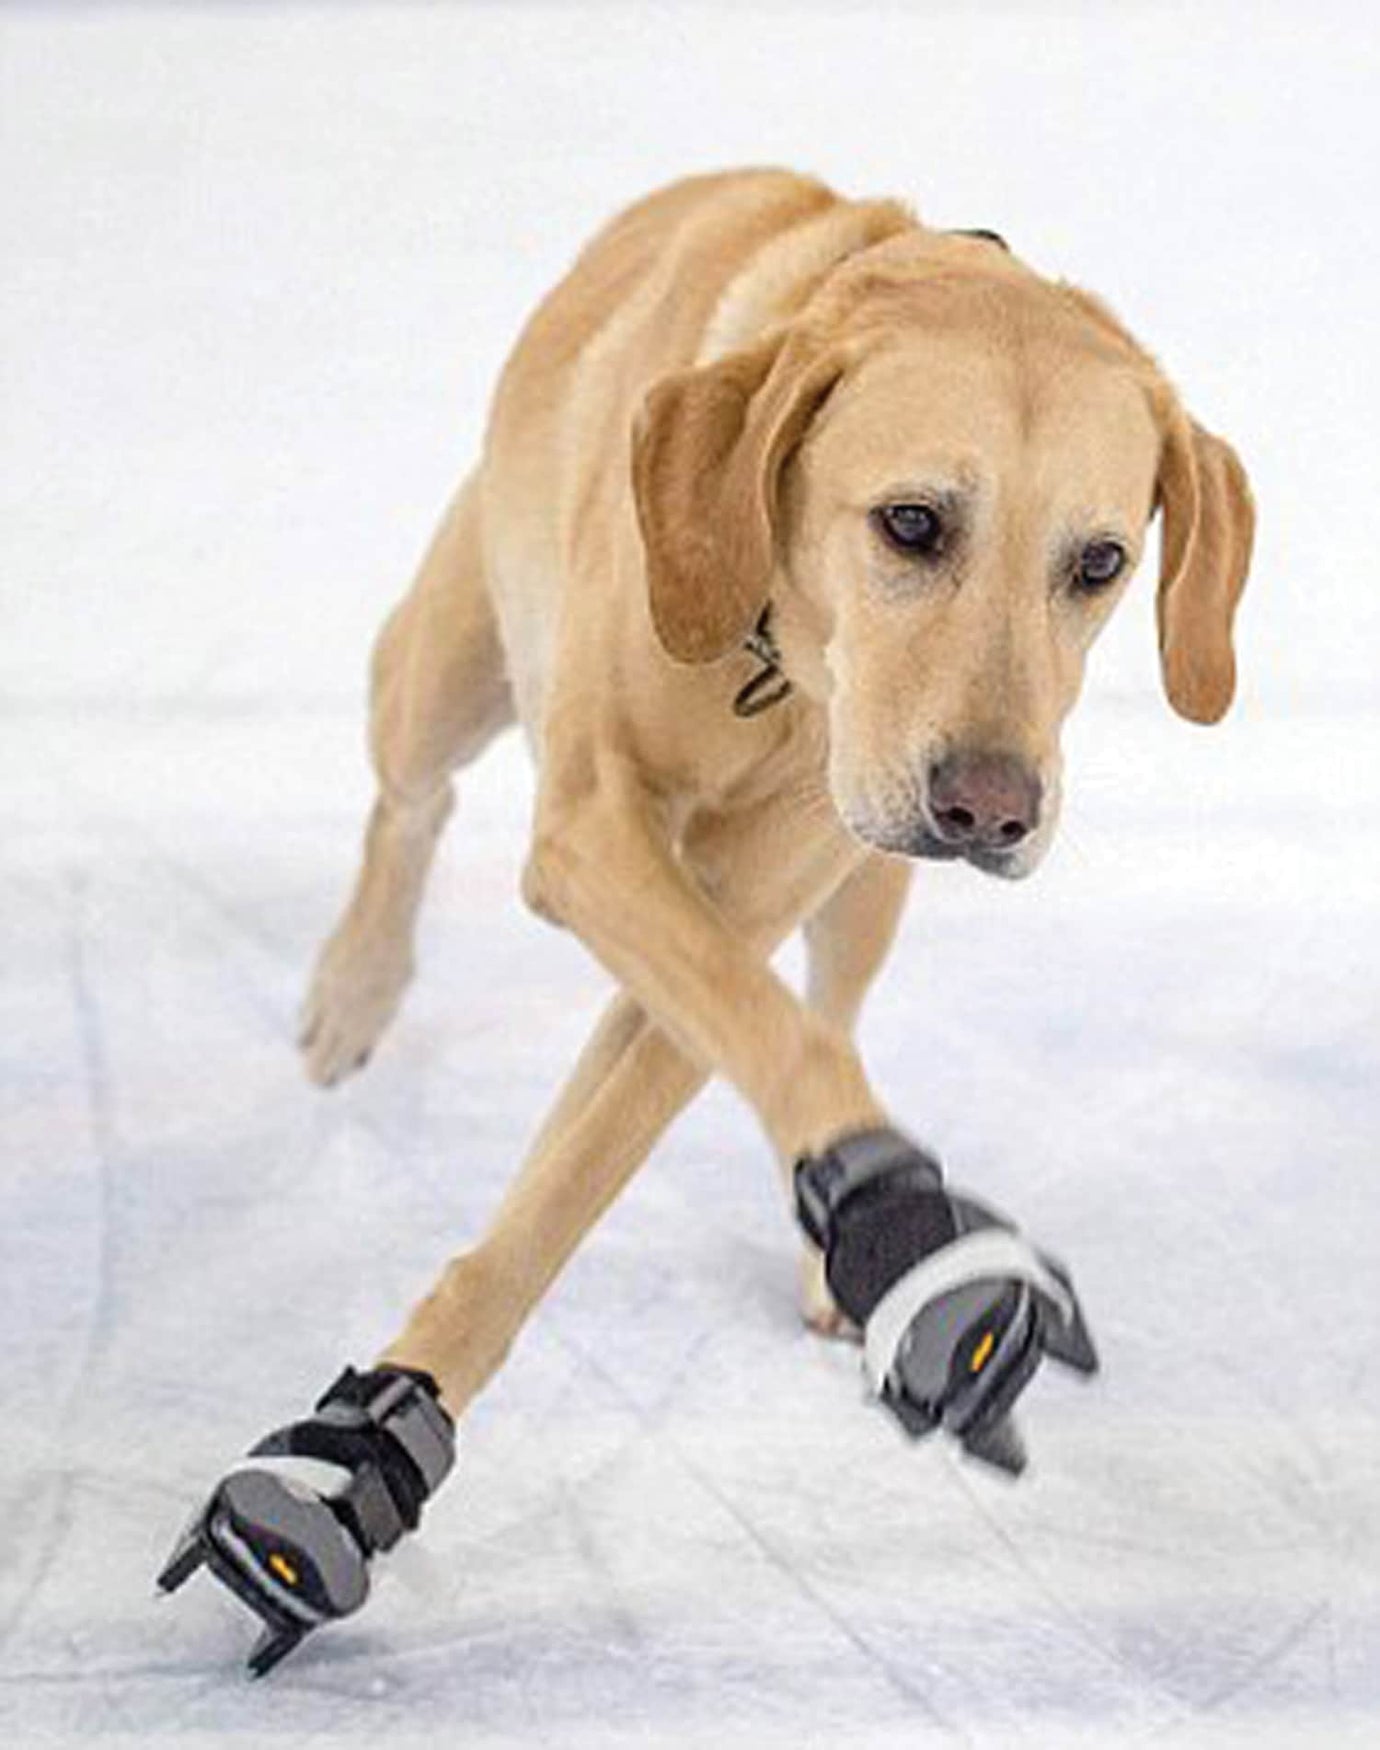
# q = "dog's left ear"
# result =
<box><xmin>632</xmin><ymin>331</ymin><xmax>845</xmax><ymax>664</ymax></box>
<box><xmin>1154</xmin><ymin>401</ymin><xmax>1256</xmax><ymax>724</ymax></box>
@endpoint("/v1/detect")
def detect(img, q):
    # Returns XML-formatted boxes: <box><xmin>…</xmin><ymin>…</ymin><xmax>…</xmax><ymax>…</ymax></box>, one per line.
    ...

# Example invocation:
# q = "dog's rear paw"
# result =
<box><xmin>799</xmin><ymin>1249</ymin><xmax>861</xmax><ymax>1344</ymax></box>
<box><xmin>299</xmin><ymin>936</ymin><xmax>413</xmax><ymax>1086</ymax></box>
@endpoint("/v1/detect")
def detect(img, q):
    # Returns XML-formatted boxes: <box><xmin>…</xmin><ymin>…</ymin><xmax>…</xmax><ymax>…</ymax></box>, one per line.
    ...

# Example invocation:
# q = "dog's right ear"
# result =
<box><xmin>631</xmin><ymin>333</ymin><xmax>845</xmax><ymax>664</ymax></box>
<box><xmin>1154</xmin><ymin>400</ymin><xmax>1256</xmax><ymax>725</ymax></box>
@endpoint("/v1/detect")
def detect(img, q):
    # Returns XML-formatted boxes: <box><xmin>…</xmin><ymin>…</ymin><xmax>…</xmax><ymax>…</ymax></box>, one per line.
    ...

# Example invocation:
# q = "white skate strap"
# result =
<box><xmin>862</xmin><ymin>1228</ymin><xmax>1073</xmax><ymax>1397</ymax></box>
<box><xmin>226</xmin><ymin>1454</ymin><xmax>355</xmax><ymax>1503</ymax></box>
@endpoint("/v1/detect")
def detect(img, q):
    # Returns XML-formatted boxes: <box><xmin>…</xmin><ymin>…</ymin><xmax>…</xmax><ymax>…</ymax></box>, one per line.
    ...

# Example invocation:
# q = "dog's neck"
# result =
<box><xmin>759</xmin><ymin>585</ymin><xmax>835</xmax><ymax>711</ymax></box>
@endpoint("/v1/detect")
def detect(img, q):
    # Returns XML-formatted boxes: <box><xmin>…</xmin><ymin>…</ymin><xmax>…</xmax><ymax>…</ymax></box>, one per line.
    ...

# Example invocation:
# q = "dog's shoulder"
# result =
<box><xmin>497</xmin><ymin>170</ymin><xmax>834</xmax><ymax>391</ymax></box>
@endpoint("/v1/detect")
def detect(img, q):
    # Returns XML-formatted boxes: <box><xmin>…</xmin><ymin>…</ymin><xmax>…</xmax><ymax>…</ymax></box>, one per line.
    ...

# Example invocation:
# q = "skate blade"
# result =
<box><xmin>156</xmin><ymin>1516</ymin><xmax>209</xmax><ymax>1594</ymax></box>
<box><xmin>1043</xmin><ymin>1295</ymin><xmax>1100</xmax><ymax>1376</ymax></box>
<box><xmin>247</xmin><ymin>1621</ymin><xmax>309</xmax><ymax>1679</ymax></box>
<box><xmin>960</xmin><ymin>1413</ymin><xmax>1028</xmax><ymax>1477</ymax></box>
<box><xmin>1037</xmin><ymin>1256</ymin><xmax>1100</xmax><ymax>1376</ymax></box>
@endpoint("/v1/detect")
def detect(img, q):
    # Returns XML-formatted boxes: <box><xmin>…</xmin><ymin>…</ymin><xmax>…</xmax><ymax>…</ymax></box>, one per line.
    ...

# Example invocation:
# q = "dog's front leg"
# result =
<box><xmin>518</xmin><ymin>774</ymin><xmax>1100</xmax><ymax>1479</ymax></box>
<box><xmin>798</xmin><ymin>853</ymin><xmax>914</xmax><ymax>1335</ymax></box>
<box><xmin>524</xmin><ymin>759</ymin><xmax>883</xmax><ymax>1166</ymax></box>
<box><xmin>384</xmin><ymin>796</ymin><xmax>877</xmax><ymax>1412</ymax></box>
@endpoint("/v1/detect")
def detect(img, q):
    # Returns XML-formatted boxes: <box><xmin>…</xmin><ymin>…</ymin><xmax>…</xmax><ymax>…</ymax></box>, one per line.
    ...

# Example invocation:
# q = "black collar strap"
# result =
<box><xmin>949</xmin><ymin>226</ymin><xmax>1010</xmax><ymax>251</ymax></box>
<box><xmin>734</xmin><ymin>604</ymin><xmax>793</xmax><ymax>718</ymax></box>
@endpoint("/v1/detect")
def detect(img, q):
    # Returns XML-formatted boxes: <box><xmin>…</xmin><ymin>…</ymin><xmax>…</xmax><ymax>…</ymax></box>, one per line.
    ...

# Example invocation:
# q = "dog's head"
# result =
<box><xmin>632</xmin><ymin>232</ymin><xmax>1254</xmax><ymax>877</ymax></box>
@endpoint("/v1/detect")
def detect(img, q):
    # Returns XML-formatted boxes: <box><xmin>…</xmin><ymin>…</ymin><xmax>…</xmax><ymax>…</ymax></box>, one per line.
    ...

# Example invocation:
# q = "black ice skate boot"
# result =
<box><xmin>796</xmin><ymin>1127</ymin><xmax>1099</xmax><ymax>1474</ymax></box>
<box><xmin>157</xmin><ymin>1363</ymin><xmax>455</xmax><ymax>1675</ymax></box>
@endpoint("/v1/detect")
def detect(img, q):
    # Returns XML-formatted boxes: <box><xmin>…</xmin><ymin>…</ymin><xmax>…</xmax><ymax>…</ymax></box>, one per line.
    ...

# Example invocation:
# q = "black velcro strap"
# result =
<box><xmin>826</xmin><ymin>1181</ymin><xmax>958</xmax><ymax>1325</ymax></box>
<box><xmin>319</xmin><ymin>1364</ymin><xmax>453</xmax><ymax>1484</ymax></box>
<box><xmin>794</xmin><ymin>1127</ymin><xmax>944</xmax><ymax>1249</ymax></box>
<box><xmin>795</xmin><ymin>1128</ymin><xmax>953</xmax><ymax>1325</ymax></box>
<box><xmin>250</xmin><ymin>1366</ymin><xmax>453</xmax><ymax>1555</ymax></box>
<box><xmin>949</xmin><ymin>226</ymin><xmax>1010</xmax><ymax>252</ymax></box>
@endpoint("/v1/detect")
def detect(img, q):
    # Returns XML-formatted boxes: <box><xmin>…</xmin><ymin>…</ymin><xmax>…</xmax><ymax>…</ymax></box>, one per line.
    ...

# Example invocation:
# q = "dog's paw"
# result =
<box><xmin>798</xmin><ymin>1249</ymin><xmax>861</xmax><ymax>1343</ymax></box>
<box><xmin>298</xmin><ymin>934</ymin><xmax>413</xmax><ymax>1087</ymax></box>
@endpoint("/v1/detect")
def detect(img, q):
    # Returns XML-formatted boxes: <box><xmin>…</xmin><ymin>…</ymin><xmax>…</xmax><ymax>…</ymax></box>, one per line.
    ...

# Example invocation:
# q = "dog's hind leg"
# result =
<box><xmin>157</xmin><ymin>811</ymin><xmax>858</xmax><ymax>1672</ymax></box>
<box><xmin>380</xmin><ymin>993</ymin><xmax>705</xmax><ymax>1409</ymax></box>
<box><xmin>301</xmin><ymin>476</ymin><xmax>514</xmax><ymax>1085</ymax></box>
<box><xmin>798</xmin><ymin>854</ymin><xmax>913</xmax><ymax>1337</ymax></box>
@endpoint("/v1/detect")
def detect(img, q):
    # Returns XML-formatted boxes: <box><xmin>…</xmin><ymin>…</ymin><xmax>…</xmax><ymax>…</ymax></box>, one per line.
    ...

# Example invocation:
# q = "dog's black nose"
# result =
<box><xmin>927</xmin><ymin>751</ymin><xmax>1042</xmax><ymax>850</ymax></box>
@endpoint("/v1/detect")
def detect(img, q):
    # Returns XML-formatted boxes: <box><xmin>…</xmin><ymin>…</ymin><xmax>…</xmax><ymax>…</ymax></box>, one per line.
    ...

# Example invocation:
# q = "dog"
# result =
<box><xmin>298</xmin><ymin>168</ymin><xmax>1254</xmax><ymax>1410</ymax></box>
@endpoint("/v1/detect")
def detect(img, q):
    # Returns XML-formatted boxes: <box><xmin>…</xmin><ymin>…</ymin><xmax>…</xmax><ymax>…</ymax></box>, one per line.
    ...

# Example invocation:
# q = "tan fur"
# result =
<box><xmin>296</xmin><ymin>170</ymin><xmax>1255</xmax><ymax>1414</ymax></box>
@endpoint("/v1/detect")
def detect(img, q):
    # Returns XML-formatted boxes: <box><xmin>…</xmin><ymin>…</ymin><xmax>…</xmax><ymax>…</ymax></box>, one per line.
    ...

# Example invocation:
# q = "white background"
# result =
<box><xmin>2</xmin><ymin>4</ymin><xmax>1377</xmax><ymax>1746</ymax></box>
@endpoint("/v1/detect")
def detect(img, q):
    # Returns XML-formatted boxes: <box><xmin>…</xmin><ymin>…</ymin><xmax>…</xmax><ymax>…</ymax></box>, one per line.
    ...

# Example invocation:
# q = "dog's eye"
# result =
<box><xmin>1075</xmin><ymin>539</ymin><xmax>1127</xmax><ymax>591</ymax></box>
<box><xmin>874</xmin><ymin>502</ymin><xmax>945</xmax><ymax>557</ymax></box>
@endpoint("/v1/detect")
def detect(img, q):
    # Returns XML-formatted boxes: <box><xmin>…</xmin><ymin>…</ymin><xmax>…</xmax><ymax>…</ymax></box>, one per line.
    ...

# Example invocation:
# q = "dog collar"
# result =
<box><xmin>734</xmin><ymin>604</ymin><xmax>793</xmax><ymax>718</ymax></box>
<box><xmin>949</xmin><ymin>226</ymin><xmax>1010</xmax><ymax>251</ymax></box>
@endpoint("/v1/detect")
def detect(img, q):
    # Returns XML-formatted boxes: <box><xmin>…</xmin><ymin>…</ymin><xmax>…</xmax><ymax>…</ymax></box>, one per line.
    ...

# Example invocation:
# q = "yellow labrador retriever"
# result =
<box><xmin>300</xmin><ymin>167</ymin><xmax>1253</xmax><ymax>1413</ymax></box>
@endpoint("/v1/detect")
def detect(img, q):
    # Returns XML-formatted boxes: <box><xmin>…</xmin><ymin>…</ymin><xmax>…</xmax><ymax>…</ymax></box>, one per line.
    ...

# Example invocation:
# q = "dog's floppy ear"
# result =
<box><xmin>632</xmin><ymin>332</ymin><xmax>845</xmax><ymax>663</ymax></box>
<box><xmin>1154</xmin><ymin>400</ymin><xmax>1256</xmax><ymax>724</ymax></box>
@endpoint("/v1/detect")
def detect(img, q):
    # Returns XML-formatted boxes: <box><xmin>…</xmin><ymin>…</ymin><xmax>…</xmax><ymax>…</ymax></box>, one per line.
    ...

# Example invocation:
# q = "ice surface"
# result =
<box><xmin>2</xmin><ymin>5</ymin><xmax>1378</xmax><ymax>1747</ymax></box>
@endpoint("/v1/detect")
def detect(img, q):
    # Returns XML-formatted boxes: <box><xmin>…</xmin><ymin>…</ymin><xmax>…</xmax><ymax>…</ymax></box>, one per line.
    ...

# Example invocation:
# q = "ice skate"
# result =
<box><xmin>158</xmin><ymin>1365</ymin><xmax>454</xmax><ymax>1675</ymax></box>
<box><xmin>796</xmin><ymin>1127</ymin><xmax>1099</xmax><ymax>1474</ymax></box>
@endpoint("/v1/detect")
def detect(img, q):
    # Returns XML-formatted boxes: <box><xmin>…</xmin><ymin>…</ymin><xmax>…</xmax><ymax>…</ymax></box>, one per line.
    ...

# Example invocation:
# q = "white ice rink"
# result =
<box><xmin>2</xmin><ymin>4</ymin><xmax>1378</xmax><ymax>1746</ymax></box>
